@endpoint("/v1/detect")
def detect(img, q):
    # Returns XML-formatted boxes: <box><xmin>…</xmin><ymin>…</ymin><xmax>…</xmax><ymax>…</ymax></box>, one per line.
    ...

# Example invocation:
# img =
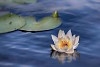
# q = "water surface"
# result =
<box><xmin>0</xmin><ymin>0</ymin><xmax>100</xmax><ymax>67</ymax></box>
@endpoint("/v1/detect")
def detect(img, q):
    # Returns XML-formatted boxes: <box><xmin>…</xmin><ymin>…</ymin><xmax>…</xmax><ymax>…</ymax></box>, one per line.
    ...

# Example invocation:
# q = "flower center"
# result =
<box><xmin>58</xmin><ymin>38</ymin><xmax>71</xmax><ymax>49</ymax></box>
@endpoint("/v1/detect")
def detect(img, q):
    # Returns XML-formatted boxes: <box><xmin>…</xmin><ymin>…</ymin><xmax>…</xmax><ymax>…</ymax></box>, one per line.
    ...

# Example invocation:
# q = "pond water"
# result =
<box><xmin>0</xmin><ymin>0</ymin><xmax>100</xmax><ymax>67</ymax></box>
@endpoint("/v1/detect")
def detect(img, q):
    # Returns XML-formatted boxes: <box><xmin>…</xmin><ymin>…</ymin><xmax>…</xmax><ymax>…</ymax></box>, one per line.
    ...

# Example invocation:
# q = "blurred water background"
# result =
<box><xmin>0</xmin><ymin>0</ymin><xmax>100</xmax><ymax>67</ymax></box>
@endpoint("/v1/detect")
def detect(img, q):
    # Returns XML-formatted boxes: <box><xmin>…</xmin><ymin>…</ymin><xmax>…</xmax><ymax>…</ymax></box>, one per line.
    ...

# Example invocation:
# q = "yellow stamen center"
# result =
<box><xmin>58</xmin><ymin>38</ymin><xmax>71</xmax><ymax>49</ymax></box>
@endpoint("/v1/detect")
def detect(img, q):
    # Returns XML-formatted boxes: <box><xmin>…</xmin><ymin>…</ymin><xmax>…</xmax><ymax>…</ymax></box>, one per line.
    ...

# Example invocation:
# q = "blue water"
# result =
<box><xmin>0</xmin><ymin>0</ymin><xmax>100</xmax><ymax>67</ymax></box>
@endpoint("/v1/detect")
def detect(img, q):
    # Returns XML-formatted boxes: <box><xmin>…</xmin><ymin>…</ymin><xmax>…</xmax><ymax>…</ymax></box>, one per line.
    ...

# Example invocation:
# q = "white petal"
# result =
<box><xmin>55</xmin><ymin>45</ymin><xmax>64</xmax><ymax>52</ymax></box>
<box><xmin>58</xmin><ymin>30</ymin><xmax>66</xmax><ymax>39</ymax></box>
<box><xmin>51</xmin><ymin>44</ymin><xmax>57</xmax><ymax>51</ymax></box>
<box><xmin>74</xmin><ymin>36</ymin><xmax>80</xmax><ymax>46</ymax></box>
<box><xmin>54</xmin><ymin>45</ymin><xmax>67</xmax><ymax>52</ymax></box>
<box><xmin>73</xmin><ymin>43</ymin><xmax>79</xmax><ymax>49</ymax></box>
<box><xmin>58</xmin><ymin>29</ymin><xmax>63</xmax><ymax>38</ymax></box>
<box><xmin>65</xmin><ymin>49</ymin><xmax>74</xmax><ymax>54</ymax></box>
<box><xmin>59</xmin><ymin>46</ymin><xmax>68</xmax><ymax>52</ymax></box>
<box><xmin>51</xmin><ymin>45</ymin><xmax>64</xmax><ymax>52</ymax></box>
<box><xmin>66</xmin><ymin>30</ymin><xmax>72</xmax><ymax>43</ymax></box>
<box><xmin>72</xmin><ymin>35</ymin><xmax>76</xmax><ymax>45</ymax></box>
<box><xmin>62</xmin><ymin>30</ymin><xmax>67</xmax><ymax>40</ymax></box>
<box><xmin>63</xmin><ymin>46</ymin><xmax>68</xmax><ymax>51</ymax></box>
<box><xmin>73</xmin><ymin>36</ymin><xmax>80</xmax><ymax>49</ymax></box>
<box><xmin>51</xmin><ymin>35</ymin><xmax>58</xmax><ymax>45</ymax></box>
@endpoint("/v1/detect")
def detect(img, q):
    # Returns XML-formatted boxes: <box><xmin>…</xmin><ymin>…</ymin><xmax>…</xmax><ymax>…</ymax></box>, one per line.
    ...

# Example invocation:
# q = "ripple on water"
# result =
<box><xmin>0</xmin><ymin>62</ymin><xmax>34</xmax><ymax>67</ymax></box>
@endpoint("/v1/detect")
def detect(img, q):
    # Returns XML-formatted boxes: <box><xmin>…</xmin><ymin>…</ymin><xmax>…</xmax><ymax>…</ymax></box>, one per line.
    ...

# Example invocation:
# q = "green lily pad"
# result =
<box><xmin>0</xmin><ymin>0</ymin><xmax>37</xmax><ymax>5</ymax></box>
<box><xmin>12</xmin><ymin>0</ymin><xmax>37</xmax><ymax>4</ymax></box>
<box><xmin>19</xmin><ymin>17</ymin><xmax>61</xmax><ymax>31</ymax></box>
<box><xmin>0</xmin><ymin>0</ymin><xmax>12</xmax><ymax>5</ymax></box>
<box><xmin>0</xmin><ymin>14</ymin><xmax>25</xmax><ymax>33</ymax></box>
<box><xmin>20</xmin><ymin>11</ymin><xmax>62</xmax><ymax>31</ymax></box>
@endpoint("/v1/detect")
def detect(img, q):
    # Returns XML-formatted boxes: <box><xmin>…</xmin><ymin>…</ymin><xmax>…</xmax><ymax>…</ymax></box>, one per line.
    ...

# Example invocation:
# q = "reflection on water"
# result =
<box><xmin>50</xmin><ymin>50</ymin><xmax>80</xmax><ymax>63</ymax></box>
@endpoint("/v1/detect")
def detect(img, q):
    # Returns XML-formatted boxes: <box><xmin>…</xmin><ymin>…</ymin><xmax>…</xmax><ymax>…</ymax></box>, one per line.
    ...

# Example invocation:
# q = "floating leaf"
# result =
<box><xmin>20</xmin><ymin>11</ymin><xmax>62</xmax><ymax>31</ymax></box>
<box><xmin>12</xmin><ymin>0</ymin><xmax>37</xmax><ymax>4</ymax></box>
<box><xmin>20</xmin><ymin>16</ymin><xmax>62</xmax><ymax>31</ymax></box>
<box><xmin>0</xmin><ymin>14</ymin><xmax>25</xmax><ymax>33</ymax></box>
<box><xmin>0</xmin><ymin>0</ymin><xmax>37</xmax><ymax>5</ymax></box>
<box><xmin>0</xmin><ymin>0</ymin><xmax>12</xmax><ymax>5</ymax></box>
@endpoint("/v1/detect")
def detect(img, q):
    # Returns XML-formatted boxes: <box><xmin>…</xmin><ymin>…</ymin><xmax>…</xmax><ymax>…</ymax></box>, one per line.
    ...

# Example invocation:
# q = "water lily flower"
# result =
<box><xmin>51</xmin><ymin>30</ymin><xmax>80</xmax><ymax>53</ymax></box>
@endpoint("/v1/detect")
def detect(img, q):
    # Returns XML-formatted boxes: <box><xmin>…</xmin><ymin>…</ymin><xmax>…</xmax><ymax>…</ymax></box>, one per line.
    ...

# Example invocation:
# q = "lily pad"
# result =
<box><xmin>0</xmin><ymin>0</ymin><xmax>37</xmax><ymax>5</ymax></box>
<box><xmin>20</xmin><ymin>11</ymin><xmax>62</xmax><ymax>31</ymax></box>
<box><xmin>20</xmin><ymin>17</ymin><xmax>61</xmax><ymax>31</ymax></box>
<box><xmin>0</xmin><ymin>0</ymin><xmax>12</xmax><ymax>5</ymax></box>
<box><xmin>0</xmin><ymin>14</ymin><xmax>25</xmax><ymax>33</ymax></box>
<box><xmin>12</xmin><ymin>0</ymin><xmax>37</xmax><ymax>4</ymax></box>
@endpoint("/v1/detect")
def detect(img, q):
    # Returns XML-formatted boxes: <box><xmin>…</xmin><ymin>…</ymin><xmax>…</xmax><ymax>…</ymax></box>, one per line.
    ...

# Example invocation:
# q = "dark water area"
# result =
<box><xmin>0</xmin><ymin>0</ymin><xmax>100</xmax><ymax>67</ymax></box>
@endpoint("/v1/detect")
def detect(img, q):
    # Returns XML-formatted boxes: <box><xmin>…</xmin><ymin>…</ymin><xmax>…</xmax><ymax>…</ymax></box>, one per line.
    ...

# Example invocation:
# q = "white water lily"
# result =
<box><xmin>51</xmin><ymin>30</ymin><xmax>80</xmax><ymax>53</ymax></box>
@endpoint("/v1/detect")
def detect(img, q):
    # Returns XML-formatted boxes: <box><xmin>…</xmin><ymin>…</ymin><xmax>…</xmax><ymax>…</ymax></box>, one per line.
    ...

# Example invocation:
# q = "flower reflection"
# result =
<box><xmin>50</xmin><ymin>50</ymin><xmax>80</xmax><ymax>63</ymax></box>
